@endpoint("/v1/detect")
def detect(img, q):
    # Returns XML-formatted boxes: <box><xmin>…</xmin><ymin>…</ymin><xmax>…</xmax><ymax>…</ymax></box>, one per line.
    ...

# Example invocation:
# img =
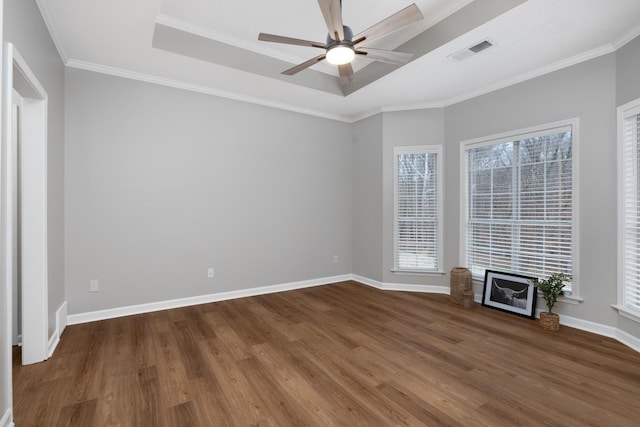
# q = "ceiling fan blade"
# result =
<box><xmin>318</xmin><ymin>0</ymin><xmax>344</xmax><ymax>41</ymax></box>
<box><xmin>338</xmin><ymin>63</ymin><xmax>353</xmax><ymax>85</ymax></box>
<box><xmin>259</xmin><ymin>33</ymin><xmax>326</xmax><ymax>49</ymax></box>
<box><xmin>353</xmin><ymin>3</ymin><xmax>423</xmax><ymax>46</ymax></box>
<box><xmin>282</xmin><ymin>55</ymin><xmax>327</xmax><ymax>75</ymax></box>
<box><xmin>355</xmin><ymin>48</ymin><xmax>413</xmax><ymax>65</ymax></box>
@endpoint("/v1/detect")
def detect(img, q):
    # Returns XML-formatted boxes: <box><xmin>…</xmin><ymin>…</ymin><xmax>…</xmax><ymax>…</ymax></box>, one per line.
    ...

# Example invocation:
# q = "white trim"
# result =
<box><xmin>63</xmin><ymin>275</ymin><xmax>640</xmax><ymax>355</ymax></box>
<box><xmin>58</xmin><ymin>41</ymin><xmax>621</xmax><ymax>125</ymax></box>
<box><xmin>459</xmin><ymin>118</ymin><xmax>580</xmax><ymax>298</ymax></box>
<box><xmin>351</xmin><ymin>274</ymin><xmax>449</xmax><ymax>294</ymax></box>
<box><xmin>611</xmin><ymin>22</ymin><xmax>640</xmax><ymax>50</ymax></box>
<box><xmin>390</xmin><ymin>269</ymin><xmax>446</xmax><ymax>276</ymax></box>
<box><xmin>45</xmin><ymin>301</ymin><xmax>67</xmax><ymax>358</ymax></box>
<box><xmin>34</xmin><ymin>0</ymin><xmax>68</xmax><ymax>63</ymax></box>
<box><xmin>612</xmin><ymin>305</ymin><xmax>640</xmax><ymax>324</ymax></box>
<box><xmin>441</xmin><ymin>45</ymin><xmax>614</xmax><ymax>108</ymax></box>
<box><xmin>0</xmin><ymin>409</ymin><xmax>13</xmax><ymax>427</ymax></box>
<box><xmin>3</xmin><ymin>44</ymin><xmax>49</xmax><ymax>366</ymax></box>
<box><xmin>47</xmin><ymin>331</ymin><xmax>58</xmax><ymax>359</ymax></box>
<box><xmin>554</xmin><ymin>294</ymin><xmax>583</xmax><ymax>305</ymax></box>
<box><xmin>359</xmin><ymin>44</ymin><xmax>616</xmax><ymax>121</ymax></box>
<box><xmin>616</xmin><ymin>328</ymin><xmax>640</xmax><ymax>354</ymax></box>
<box><xmin>551</xmin><ymin>312</ymin><xmax>618</xmax><ymax>338</ymax></box>
<box><xmin>56</xmin><ymin>301</ymin><xmax>67</xmax><ymax>337</ymax></box>
<box><xmin>67</xmin><ymin>275</ymin><xmax>350</xmax><ymax>325</ymax></box>
<box><xmin>392</xmin><ymin>145</ymin><xmax>444</xmax><ymax>273</ymax></box>
<box><xmin>351</xmin><ymin>274</ymin><xmax>384</xmax><ymax>289</ymax></box>
<box><xmin>356</xmin><ymin>275</ymin><xmax>640</xmax><ymax>354</ymax></box>
<box><xmin>617</xmin><ymin>97</ymin><xmax>640</xmax><ymax>321</ymax></box>
<box><xmin>65</xmin><ymin>59</ymin><xmax>350</xmax><ymax>124</ymax></box>
<box><xmin>383</xmin><ymin>283</ymin><xmax>449</xmax><ymax>294</ymax></box>
<box><xmin>0</xmin><ymin>1</ymin><xmax>11</xmax><ymax>423</ymax></box>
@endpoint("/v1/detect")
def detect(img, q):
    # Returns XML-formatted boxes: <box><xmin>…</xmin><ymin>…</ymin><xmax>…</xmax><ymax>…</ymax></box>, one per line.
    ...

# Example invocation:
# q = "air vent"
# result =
<box><xmin>448</xmin><ymin>39</ymin><xmax>495</xmax><ymax>62</ymax></box>
<box><xmin>469</xmin><ymin>40</ymin><xmax>493</xmax><ymax>53</ymax></box>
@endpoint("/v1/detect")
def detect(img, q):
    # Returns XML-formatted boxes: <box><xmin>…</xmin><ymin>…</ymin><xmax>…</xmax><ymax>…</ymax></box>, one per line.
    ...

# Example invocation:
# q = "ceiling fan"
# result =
<box><xmin>258</xmin><ymin>0</ymin><xmax>424</xmax><ymax>83</ymax></box>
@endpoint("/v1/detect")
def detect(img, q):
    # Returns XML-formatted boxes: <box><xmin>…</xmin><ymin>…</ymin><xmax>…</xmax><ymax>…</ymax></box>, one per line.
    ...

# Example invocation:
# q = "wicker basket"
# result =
<box><xmin>450</xmin><ymin>267</ymin><xmax>472</xmax><ymax>307</ymax></box>
<box><xmin>461</xmin><ymin>290</ymin><xmax>475</xmax><ymax>309</ymax></box>
<box><xmin>539</xmin><ymin>312</ymin><xmax>560</xmax><ymax>331</ymax></box>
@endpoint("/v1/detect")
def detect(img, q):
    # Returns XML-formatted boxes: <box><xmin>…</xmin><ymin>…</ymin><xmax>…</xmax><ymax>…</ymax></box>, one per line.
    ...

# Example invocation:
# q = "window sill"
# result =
<box><xmin>612</xmin><ymin>305</ymin><xmax>640</xmax><ymax>324</ymax></box>
<box><xmin>556</xmin><ymin>294</ymin><xmax>583</xmax><ymax>305</ymax></box>
<box><xmin>390</xmin><ymin>269</ymin><xmax>446</xmax><ymax>277</ymax></box>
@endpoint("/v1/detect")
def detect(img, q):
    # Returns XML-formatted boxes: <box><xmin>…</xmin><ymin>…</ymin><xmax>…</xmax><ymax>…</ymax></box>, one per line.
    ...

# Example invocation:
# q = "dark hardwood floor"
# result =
<box><xmin>13</xmin><ymin>281</ymin><xmax>640</xmax><ymax>426</ymax></box>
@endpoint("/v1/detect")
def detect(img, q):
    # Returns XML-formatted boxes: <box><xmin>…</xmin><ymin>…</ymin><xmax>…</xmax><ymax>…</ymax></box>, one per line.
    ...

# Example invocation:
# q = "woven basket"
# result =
<box><xmin>461</xmin><ymin>290</ymin><xmax>475</xmax><ymax>309</ymax></box>
<box><xmin>539</xmin><ymin>312</ymin><xmax>560</xmax><ymax>331</ymax></box>
<box><xmin>450</xmin><ymin>267</ymin><xmax>472</xmax><ymax>306</ymax></box>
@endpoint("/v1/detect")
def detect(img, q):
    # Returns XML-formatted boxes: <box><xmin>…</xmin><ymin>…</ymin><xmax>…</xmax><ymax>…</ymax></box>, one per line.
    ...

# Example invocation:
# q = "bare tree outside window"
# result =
<box><xmin>466</xmin><ymin>128</ymin><xmax>573</xmax><ymax>291</ymax></box>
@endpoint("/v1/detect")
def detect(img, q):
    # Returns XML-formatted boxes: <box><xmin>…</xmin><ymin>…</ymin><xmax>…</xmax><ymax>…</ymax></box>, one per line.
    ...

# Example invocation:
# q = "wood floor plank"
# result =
<box><xmin>13</xmin><ymin>281</ymin><xmax>640</xmax><ymax>426</ymax></box>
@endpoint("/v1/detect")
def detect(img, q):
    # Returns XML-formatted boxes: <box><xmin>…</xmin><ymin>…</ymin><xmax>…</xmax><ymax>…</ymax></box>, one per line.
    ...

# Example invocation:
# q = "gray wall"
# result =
<box><xmin>616</xmin><ymin>36</ymin><xmax>640</xmax><ymax>338</ymax></box>
<box><xmin>616</xmin><ymin>35</ymin><xmax>640</xmax><ymax>106</ymax></box>
<box><xmin>445</xmin><ymin>54</ymin><xmax>618</xmax><ymax>326</ymax></box>
<box><xmin>1</xmin><ymin>0</ymin><xmax>65</xmax><ymax>421</ymax></box>
<box><xmin>4</xmin><ymin>0</ymin><xmax>65</xmax><ymax>337</ymax></box>
<box><xmin>352</xmin><ymin>114</ymin><xmax>383</xmax><ymax>281</ymax></box>
<box><xmin>64</xmin><ymin>68</ymin><xmax>352</xmax><ymax>314</ymax></box>
<box><xmin>0</xmin><ymin>2</ymin><xmax>6</xmax><ymax>423</ymax></box>
<box><xmin>382</xmin><ymin>109</ymin><xmax>446</xmax><ymax>285</ymax></box>
<box><xmin>353</xmin><ymin>53</ymin><xmax>624</xmax><ymax>328</ymax></box>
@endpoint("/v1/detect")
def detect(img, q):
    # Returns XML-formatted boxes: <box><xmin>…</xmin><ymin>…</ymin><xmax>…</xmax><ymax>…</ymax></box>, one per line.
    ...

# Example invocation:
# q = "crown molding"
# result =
<box><xmin>34</xmin><ymin>0</ymin><xmax>69</xmax><ymax>63</ymax></box>
<box><xmin>66</xmin><ymin>38</ymin><xmax>622</xmax><ymax>124</ymax></box>
<box><xmin>611</xmin><ymin>22</ymin><xmax>640</xmax><ymax>50</ymax></box>
<box><xmin>66</xmin><ymin>59</ymin><xmax>351</xmax><ymax>123</ymax></box>
<box><xmin>349</xmin><ymin>43</ymin><xmax>618</xmax><ymax>122</ymax></box>
<box><xmin>439</xmin><ymin>43</ymin><xmax>615</xmax><ymax>108</ymax></box>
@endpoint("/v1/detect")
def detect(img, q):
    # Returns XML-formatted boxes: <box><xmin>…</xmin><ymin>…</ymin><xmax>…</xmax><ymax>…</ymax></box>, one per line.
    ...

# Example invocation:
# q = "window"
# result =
<box><xmin>462</xmin><ymin>121</ymin><xmax>577</xmax><ymax>294</ymax></box>
<box><xmin>393</xmin><ymin>145</ymin><xmax>443</xmax><ymax>273</ymax></box>
<box><xmin>618</xmin><ymin>100</ymin><xmax>640</xmax><ymax>321</ymax></box>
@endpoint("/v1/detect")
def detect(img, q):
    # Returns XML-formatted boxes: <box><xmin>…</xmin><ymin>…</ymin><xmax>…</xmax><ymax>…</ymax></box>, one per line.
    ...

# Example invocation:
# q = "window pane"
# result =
<box><xmin>395</xmin><ymin>147</ymin><xmax>441</xmax><ymax>271</ymax></box>
<box><xmin>622</xmin><ymin>112</ymin><xmax>640</xmax><ymax>312</ymax></box>
<box><xmin>466</xmin><ymin>127</ymin><xmax>573</xmax><ymax>288</ymax></box>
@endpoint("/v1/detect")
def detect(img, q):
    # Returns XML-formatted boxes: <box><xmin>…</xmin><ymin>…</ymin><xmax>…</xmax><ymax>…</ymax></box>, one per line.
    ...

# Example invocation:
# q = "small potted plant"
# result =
<box><xmin>530</xmin><ymin>273</ymin><xmax>572</xmax><ymax>331</ymax></box>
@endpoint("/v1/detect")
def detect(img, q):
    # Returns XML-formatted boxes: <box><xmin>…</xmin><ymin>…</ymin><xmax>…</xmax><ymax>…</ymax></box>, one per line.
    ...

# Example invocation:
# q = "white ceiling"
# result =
<box><xmin>36</xmin><ymin>0</ymin><xmax>640</xmax><ymax>122</ymax></box>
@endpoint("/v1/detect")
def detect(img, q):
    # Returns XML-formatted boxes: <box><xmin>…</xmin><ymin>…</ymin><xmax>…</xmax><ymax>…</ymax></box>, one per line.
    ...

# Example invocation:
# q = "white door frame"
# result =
<box><xmin>11</xmin><ymin>88</ymin><xmax>22</xmax><ymax>347</ymax></box>
<box><xmin>1</xmin><ymin>43</ymin><xmax>48</xmax><ymax>365</ymax></box>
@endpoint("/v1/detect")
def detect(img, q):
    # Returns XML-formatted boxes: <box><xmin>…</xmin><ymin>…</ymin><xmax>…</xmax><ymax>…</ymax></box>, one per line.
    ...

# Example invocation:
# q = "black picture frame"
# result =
<box><xmin>482</xmin><ymin>270</ymin><xmax>537</xmax><ymax>319</ymax></box>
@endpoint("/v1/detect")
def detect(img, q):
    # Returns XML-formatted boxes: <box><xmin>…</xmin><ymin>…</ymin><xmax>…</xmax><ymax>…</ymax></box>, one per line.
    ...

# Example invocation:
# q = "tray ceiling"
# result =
<box><xmin>36</xmin><ymin>0</ymin><xmax>640</xmax><ymax>121</ymax></box>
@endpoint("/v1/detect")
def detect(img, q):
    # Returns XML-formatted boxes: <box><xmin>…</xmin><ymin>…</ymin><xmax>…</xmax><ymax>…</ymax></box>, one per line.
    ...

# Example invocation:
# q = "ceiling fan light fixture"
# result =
<box><xmin>326</xmin><ymin>45</ymin><xmax>355</xmax><ymax>65</ymax></box>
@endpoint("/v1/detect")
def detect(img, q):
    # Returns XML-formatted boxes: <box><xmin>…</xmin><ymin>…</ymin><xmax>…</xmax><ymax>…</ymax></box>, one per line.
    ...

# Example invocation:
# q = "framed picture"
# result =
<box><xmin>482</xmin><ymin>270</ymin><xmax>537</xmax><ymax>319</ymax></box>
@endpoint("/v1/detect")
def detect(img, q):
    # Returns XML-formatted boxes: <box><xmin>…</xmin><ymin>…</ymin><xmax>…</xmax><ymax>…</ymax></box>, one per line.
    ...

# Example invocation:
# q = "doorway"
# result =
<box><xmin>2</xmin><ymin>43</ymin><xmax>49</xmax><ymax>365</ymax></box>
<box><xmin>11</xmin><ymin>89</ymin><xmax>22</xmax><ymax>347</ymax></box>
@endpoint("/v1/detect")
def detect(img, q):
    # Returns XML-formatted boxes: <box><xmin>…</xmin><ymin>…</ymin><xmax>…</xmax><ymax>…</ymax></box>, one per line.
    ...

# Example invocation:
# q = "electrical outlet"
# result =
<box><xmin>208</xmin><ymin>268</ymin><xmax>215</xmax><ymax>278</ymax></box>
<box><xmin>333</xmin><ymin>255</ymin><xmax>339</xmax><ymax>264</ymax></box>
<box><xmin>89</xmin><ymin>279</ymin><xmax>100</xmax><ymax>292</ymax></box>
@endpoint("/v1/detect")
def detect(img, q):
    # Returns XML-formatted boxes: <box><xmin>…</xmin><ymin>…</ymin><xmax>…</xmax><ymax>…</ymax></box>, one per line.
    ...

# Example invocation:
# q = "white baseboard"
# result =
<box><xmin>0</xmin><ymin>409</ymin><xmax>13</xmax><ymax>427</ymax></box>
<box><xmin>615</xmin><ymin>329</ymin><xmax>640</xmax><ymax>354</ymax></box>
<box><xmin>57</xmin><ymin>301</ymin><xmax>68</xmax><ymax>337</ymax></box>
<box><xmin>67</xmin><ymin>275</ymin><xmax>351</xmax><ymax>325</ymax></box>
<box><xmin>352</xmin><ymin>274</ymin><xmax>449</xmax><ymax>294</ymax></box>
<box><xmin>46</xmin><ymin>301</ymin><xmax>68</xmax><ymax>358</ymax></box>
<box><xmin>554</xmin><ymin>312</ymin><xmax>618</xmax><ymax>338</ymax></box>
<box><xmin>62</xmin><ymin>273</ymin><xmax>640</xmax><ymax>355</ymax></box>
<box><xmin>355</xmin><ymin>275</ymin><xmax>640</xmax><ymax>354</ymax></box>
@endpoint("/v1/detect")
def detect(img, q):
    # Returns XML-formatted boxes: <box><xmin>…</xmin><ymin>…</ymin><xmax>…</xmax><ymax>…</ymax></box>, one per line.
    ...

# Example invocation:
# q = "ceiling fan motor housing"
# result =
<box><xmin>327</xmin><ymin>25</ymin><xmax>353</xmax><ymax>46</ymax></box>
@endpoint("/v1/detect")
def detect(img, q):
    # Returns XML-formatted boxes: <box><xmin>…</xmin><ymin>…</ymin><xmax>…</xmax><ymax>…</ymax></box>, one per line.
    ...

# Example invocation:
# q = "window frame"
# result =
<box><xmin>392</xmin><ymin>145</ymin><xmax>444</xmax><ymax>274</ymax></box>
<box><xmin>616</xmin><ymin>98</ymin><xmax>640</xmax><ymax>323</ymax></box>
<box><xmin>459</xmin><ymin>119</ymin><xmax>580</xmax><ymax>300</ymax></box>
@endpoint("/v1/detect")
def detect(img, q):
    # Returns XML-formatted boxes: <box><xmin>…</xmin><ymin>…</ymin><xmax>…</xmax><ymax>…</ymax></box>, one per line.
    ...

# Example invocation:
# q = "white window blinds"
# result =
<box><xmin>620</xmin><ymin>106</ymin><xmax>640</xmax><ymax>313</ymax></box>
<box><xmin>393</xmin><ymin>146</ymin><xmax>443</xmax><ymax>272</ymax></box>
<box><xmin>464</xmin><ymin>125</ymin><xmax>574</xmax><ymax>289</ymax></box>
